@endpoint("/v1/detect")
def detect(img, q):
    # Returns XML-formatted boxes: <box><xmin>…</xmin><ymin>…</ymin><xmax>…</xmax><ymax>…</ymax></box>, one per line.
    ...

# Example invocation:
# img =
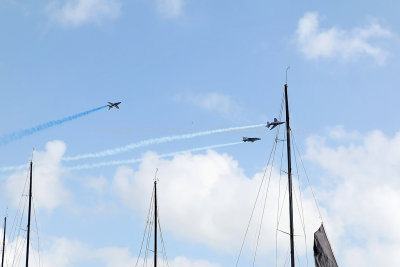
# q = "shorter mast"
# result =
<box><xmin>1</xmin><ymin>216</ymin><xmax>6</xmax><ymax>267</ymax></box>
<box><xmin>25</xmin><ymin>161</ymin><xmax>33</xmax><ymax>267</ymax></box>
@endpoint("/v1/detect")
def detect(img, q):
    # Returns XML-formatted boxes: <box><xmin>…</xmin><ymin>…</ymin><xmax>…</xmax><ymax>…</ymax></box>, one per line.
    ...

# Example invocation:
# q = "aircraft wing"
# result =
<box><xmin>270</xmin><ymin>124</ymin><xmax>277</xmax><ymax>130</ymax></box>
<box><xmin>115</xmin><ymin>105</ymin><xmax>119</xmax><ymax>109</ymax></box>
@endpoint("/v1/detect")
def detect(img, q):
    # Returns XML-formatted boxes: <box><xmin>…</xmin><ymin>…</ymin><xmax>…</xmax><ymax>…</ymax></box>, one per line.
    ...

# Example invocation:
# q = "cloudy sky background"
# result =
<box><xmin>1</xmin><ymin>0</ymin><xmax>400</xmax><ymax>266</ymax></box>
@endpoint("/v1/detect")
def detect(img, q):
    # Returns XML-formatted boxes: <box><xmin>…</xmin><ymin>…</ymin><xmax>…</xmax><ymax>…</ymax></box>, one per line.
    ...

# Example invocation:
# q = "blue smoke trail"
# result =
<box><xmin>63</xmin><ymin>124</ymin><xmax>265</xmax><ymax>161</ymax></box>
<box><xmin>0</xmin><ymin>105</ymin><xmax>108</xmax><ymax>146</ymax></box>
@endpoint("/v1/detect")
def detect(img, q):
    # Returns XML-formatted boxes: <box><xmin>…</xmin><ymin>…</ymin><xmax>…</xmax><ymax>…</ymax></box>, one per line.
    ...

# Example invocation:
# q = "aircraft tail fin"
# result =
<box><xmin>266</xmin><ymin>122</ymin><xmax>270</xmax><ymax>128</ymax></box>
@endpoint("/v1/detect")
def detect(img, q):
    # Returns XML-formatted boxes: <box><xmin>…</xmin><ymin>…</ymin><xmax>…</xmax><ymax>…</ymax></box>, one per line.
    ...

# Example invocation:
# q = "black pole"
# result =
<box><xmin>1</xmin><ymin>217</ymin><xmax>6</xmax><ymax>267</ymax></box>
<box><xmin>25</xmin><ymin>161</ymin><xmax>33</xmax><ymax>267</ymax></box>
<box><xmin>154</xmin><ymin>181</ymin><xmax>157</xmax><ymax>267</ymax></box>
<box><xmin>284</xmin><ymin>83</ymin><xmax>295</xmax><ymax>267</ymax></box>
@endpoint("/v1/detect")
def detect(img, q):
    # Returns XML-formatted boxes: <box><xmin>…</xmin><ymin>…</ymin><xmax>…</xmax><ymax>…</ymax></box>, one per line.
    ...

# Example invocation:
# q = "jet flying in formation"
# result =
<box><xmin>107</xmin><ymin>102</ymin><xmax>121</xmax><ymax>110</ymax></box>
<box><xmin>266</xmin><ymin>118</ymin><xmax>285</xmax><ymax>130</ymax></box>
<box><xmin>243</xmin><ymin>137</ymin><xmax>261</xmax><ymax>143</ymax></box>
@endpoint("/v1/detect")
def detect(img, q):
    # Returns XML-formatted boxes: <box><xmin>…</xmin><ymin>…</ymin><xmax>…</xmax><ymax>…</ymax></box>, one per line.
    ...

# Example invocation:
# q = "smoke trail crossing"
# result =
<box><xmin>67</xmin><ymin>141</ymin><xmax>243</xmax><ymax>170</ymax></box>
<box><xmin>0</xmin><ymin>105</ymin><xmax>108</xmax><ymax>145</ymax></box>
<box><xmin>63</xmin><ymin>124</ymin><xmax>264</xmax><ymax>161</ymax></box>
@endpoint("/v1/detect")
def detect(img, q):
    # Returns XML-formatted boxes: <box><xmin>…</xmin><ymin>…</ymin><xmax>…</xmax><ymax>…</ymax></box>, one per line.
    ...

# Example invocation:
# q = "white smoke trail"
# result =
<box><xmin>67</xmin><ymin>142</ymin><xmax>243</xmax><ymax>170</ymax></box>
<box><xmin>63</xmin><ymin>124</ymin><xmax>264</xmax><ymax>161</ymax></box>
<box><xmin>0</xmin><ymin>105</ymin><xmax>108</xmax><ymax>146</ymax></box>
<box><xmin>0</xmin><ymin>163</ymin><xmax>28</xmax><ymax>173</ymax></box>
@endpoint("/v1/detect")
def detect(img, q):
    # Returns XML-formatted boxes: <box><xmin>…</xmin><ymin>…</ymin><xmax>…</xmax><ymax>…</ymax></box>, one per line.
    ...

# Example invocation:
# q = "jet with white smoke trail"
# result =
<box><xmin>0</xmin><ymin>124</ymin><xmax>263</xmax><ymax>172</ymax></box>
<box><xmin>0</xmin><ymin>105</ymin><xmax>108</xmax><ymax>146</ymax></box>
<box><xmin>63</xmin><ymin>124</ymin><xmax>264</xmax><ymax>161</ymax></box>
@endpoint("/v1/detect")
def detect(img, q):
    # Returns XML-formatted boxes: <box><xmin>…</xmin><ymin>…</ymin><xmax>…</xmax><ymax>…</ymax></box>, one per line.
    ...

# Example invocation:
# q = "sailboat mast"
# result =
<box><xmin>284</xmin><ymin>83</ymin><xmax>295</xmax><ymax>267</ymax></box>
<box><xmin>1</xmin><ymin>216</ymin><xmax>6</xmax><ymax>267</ymax></box>
<box><xmin>154</xmin><ymin>180</ymin><xmax>157</xmax><ymax>267</ymax></box>
<box><xmin>25</xmin><ymin>161</ymin><xmax>33</xmax><ymax>267</ymax></box>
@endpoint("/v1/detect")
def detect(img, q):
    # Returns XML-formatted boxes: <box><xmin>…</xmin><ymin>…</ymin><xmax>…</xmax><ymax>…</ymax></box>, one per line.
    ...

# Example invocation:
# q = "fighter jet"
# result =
<box><xmin>266</xmin><ymin>118</ymin><xmax>285</xmax><ymax>130</ymax></box>
<box><xmin>243</xmin><ymin>137</ymin><xmax>261</xmax><ymax>142</ymax></box>
<box><xmin>107</xmin><ymin>102</ymin><xmax>121</xmax><ymax>110</ymax></box>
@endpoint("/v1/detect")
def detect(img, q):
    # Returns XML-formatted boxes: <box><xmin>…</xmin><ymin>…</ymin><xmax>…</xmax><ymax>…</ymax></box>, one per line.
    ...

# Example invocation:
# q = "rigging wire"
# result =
<box><xmin>252</xmin><ymin>142</ymin><xmax>278</xmax><ymax>266</ymax></box>
<box><xmin>291</xmin><ymin>132</ymin><xmax>309</xmax><ymax>267</ymax></box>
<box><xmin>235</xmin><ymin>138</ymin><xmax>277</xmax><ymax>266</ymax></box>
<box><xmin>236</xmin><ymin>91</ymin><xmax>285</xmax><ymax>266</ymax></box>
<box><xmin>275</xmin><ymin>129</ymin><xmax>286</xmax><ymax>267</ymax></box>
<box><xmin>291</xmin><ymin>133</ymin><xmax>323</xmax><ymax>222</ymax></box>
<box><xmin>158</xmin><ymin>216</ymin><xmax>170</xmax><ymax>267</ymax></box>
<box><xmin>135</xmin><ymin>188</ymin><xmax>155</xmax><ymax>267</ymax></box>
<box><xmin>32</xmin><ymin>198</ymin><xmax>42</xmax><ymax>267</ymax></box>
<box><xmin>9</xmin><ymin>166</ymin><xmax>30</xmax><ymax>267</ymax></box>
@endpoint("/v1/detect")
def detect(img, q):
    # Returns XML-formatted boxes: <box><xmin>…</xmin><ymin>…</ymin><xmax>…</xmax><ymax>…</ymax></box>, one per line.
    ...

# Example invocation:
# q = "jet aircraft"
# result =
<box><xmin>107</xmin><ymin>102</ymin><xmax>121</xmax><ymax>110</ymax></box>
<box><xmin>243</xmin><ymin>137</ymin><xmax>261</xmax><ymax>142</ymax></box>
<box><xmin>266</xmin><ymin>118</ymin><xmax>285</xmax><ymax>130</ymax></box>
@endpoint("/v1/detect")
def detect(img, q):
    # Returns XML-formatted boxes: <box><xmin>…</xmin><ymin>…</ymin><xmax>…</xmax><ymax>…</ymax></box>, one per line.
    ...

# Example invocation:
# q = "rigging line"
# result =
<box><xmin>143</xmin><ymin>214</ymin><xmax>154</xmax><ymax>267</ymax></box>
<box><xmin>277</xmin><ymin>180</ymin><xmax>289</xmax><ymax>233</ymax></box>
<box><xmin>235</xmin><ymin>139</ymin><xmax>278</xmax><ymax>266</ymax></box>
<box><xmin>272</xmin><ymin>91</ymin><xmax>285</xmax><ymax>267</ymax></box>
<box><xmin>252</xmin><ymin>138</ymin><xmax>279</xmax><ymax>266</ymax></box>
<box><xmin>236</xmin><ymin>90</ymin><xmax>285</xmax><ymax>266</ymax></box>
<box><xmin>291</xmin><ymin>133</ymin><xmax>323</xmax><ymax>222</ymax></box>
<box><xmin>291</xmin><ymin>132</ymin><xmax>309</xmax><ymax>267</ymax></box>
<box><xmin>13</xmin><ymin>237</ymin><xmax>26</xmax><ymax>267</ymax></box>
<box><xmin>10</xmin><ymin>168</ymin><xmax>30</xmax><ymax>267</ymax></box>
<box><xmin>135</xmin><ymin>188</ymin><xmax>155</xmax><ymax>267</ymax></box>
<box><xmin>292</xmin><ymin>138</ymin><xmax>306</xmax><ymax>231</ymax></box>
<box><xmin>8</xmin><ymin>167</ymin><xmax>29</xmax><ymax>245</ymax></box>
<box><xmin>30</xmin><ymin>238</ymin><xmax>40</xmax><ymax>267</ymax></box>
<box><xmin>156</xmin><ymin>207</ymin><xmax>169</xmax><ymax>267</ymax></box>
<box><xmin>144</xmin><ymin>190</ymin><xmax>156</xmax><ymax>267</ymax></box>
<box><xmin>283</xmin><ymin>244</ymin><xmax>291</xmax><ymax>267</ymax></box>
<box><xmin>276</xmin><ymin>125</ymin><xmax>286</xmax><ymax>267</ymax></box>
<box><xmin>32</xmin><ymin>198</ymin><xmax>42</xmax><ymax>267</ymax></box>
<box><xmin>157</xmin><ymin>216</ymin><xmax>170</xmax><ymax>267</ymax></box>
<box><xmin>294</xmin><ymin>242</ymin><xmax>301</xmax><ymax>267</ymax></box>
<box><xmin>277</xmin><ymin>132</ymin><xmax>289</xmax><ymax>227</ymax></box>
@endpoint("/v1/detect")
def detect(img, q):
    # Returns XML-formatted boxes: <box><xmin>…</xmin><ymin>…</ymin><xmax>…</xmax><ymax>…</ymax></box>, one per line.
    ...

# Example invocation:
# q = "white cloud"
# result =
<box><xmin>84</xmin><ymin>175</ymin><xmax>108</xmax><ymax>194</ymax></box>
<box><xmin>46</xmin><ymin>0</ymin><xmax>121</xmax><ymax>27</ymax></box>
<box><xmin>306</xmin><ymin>129</ymin><xmax>400</xmax><ymax>266</ymax></box>
<box><xmin>174</xmin><ymin>92</ymin><xmax>245</xmax><ymax>120</ymax></box>
<box><xmin>110</xmin><ymin>128</ymin><xmax>400</xmax><ymax>266</ymax></box>
<box><xmin>46</xmin><ymin>237</ymin><xmax>223</xmax><ymax>267</ymax></box>
<box><xmin>295</xmin><ymin>12</ymin><xmax>394</xmax><ymax>64</ymax></box>
<box><xmin>156</xmin><ymin>0</ymin><xmax>184</xmax><ymax>18</ymax></box>
<box><xmin>1</xmin><ymin>233</ymin><xmax>221</xmax><ymax>267</ymax></box>
<box><xmin>112</xmin><ymin>150</ymin><xmax>321</xmax><ymax>260</ymax></box>
<box><xmin>4</xmin><ymin>140</ymin><xmax>70</xmax><ymax>212</ymax></box>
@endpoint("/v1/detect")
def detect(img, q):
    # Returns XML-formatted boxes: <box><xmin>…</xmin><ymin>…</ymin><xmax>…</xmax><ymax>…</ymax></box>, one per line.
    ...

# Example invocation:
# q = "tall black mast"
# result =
<box><xmin>154</xmin><ymin>180</ymin><xmax>157</xmax><ymax>267</ymax></box>
<box><xmin>25</xmin><ymin>161</ymin><xmax>33</xmax><ymax>267</ymax></box>
<box><xmin>1</xmin><ymin>216</ymin><xmax>6</xmax><ymax>267</ymax></box>
<box><xmin>284</xmin><ymin>83</ymin><xmax>295</xmax><ymax>267</ymax></box>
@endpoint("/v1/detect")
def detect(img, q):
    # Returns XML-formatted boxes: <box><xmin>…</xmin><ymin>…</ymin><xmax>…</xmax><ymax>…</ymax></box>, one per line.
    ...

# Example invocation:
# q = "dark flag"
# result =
<box><xmin>314</xmin><ymin>224</ymin><xmax>338</xmax><ymax>267</ymax></box>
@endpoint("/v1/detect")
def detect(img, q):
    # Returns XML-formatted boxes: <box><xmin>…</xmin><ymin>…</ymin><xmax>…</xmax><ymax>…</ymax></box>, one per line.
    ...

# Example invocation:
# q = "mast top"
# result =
<box><xmin>154</xmin><ymin>168</ymin><xmax>159</xmax><ymax>183</ymax></box>
<box><xmin>286</xmin><ymin>66</ymin><xmax>290</xmax><ymax>85</ymax></box>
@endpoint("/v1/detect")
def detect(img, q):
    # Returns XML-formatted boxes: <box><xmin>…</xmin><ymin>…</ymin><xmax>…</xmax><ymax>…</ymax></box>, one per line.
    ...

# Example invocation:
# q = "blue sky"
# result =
<box><xmin>1</xmin><ymin>0</ymin><xmax>400</xmax><ymax>266</ymax></box>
